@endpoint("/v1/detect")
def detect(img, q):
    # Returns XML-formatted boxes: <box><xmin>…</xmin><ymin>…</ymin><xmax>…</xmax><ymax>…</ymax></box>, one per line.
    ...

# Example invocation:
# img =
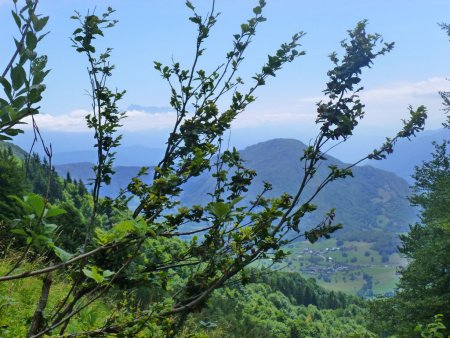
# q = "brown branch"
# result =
<box><xmin>27</xmin><ymin>272</ymin><xmax>52</xmax><ymax>337</ymax></box>
<box><xmin>2</xmin><ymin>0</ymin><xmax>39</xmax><ymax>78</ymax></box>
<box><xmin>160</xmin><ymin>225</ymin><xmax>214</xmax><ymax>237</ymax></box>
<box><xmin>0</xmin><ymin>241</ymin><xmax>122</xmax><ymax>282</ymax></box>
<box><xmin>32</xmin><ymin>238</ymin><xmax>146</xmax><ymax>337</ymax></box>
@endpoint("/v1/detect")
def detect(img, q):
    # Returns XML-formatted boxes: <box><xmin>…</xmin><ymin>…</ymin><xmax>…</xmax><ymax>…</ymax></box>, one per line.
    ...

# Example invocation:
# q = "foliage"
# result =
<box><xmin>0</xmin><ymin>1</ymin><xmax>428</xmax><ymax>336</ymax></box>
<box><xmin>0</xmin><ymin>144</ymin><xmax>92</xmax><ymax>255</ymax></box>
<box><xmin>0</xmin><ymin>258</ymin><xmax>111</xmax><ymax>337</ymax></box>
<box><xmin>369</xmin><ymin>140</ymin><xmax>450</xmax><ymax>336</ymax></box>
<box><xmin>0</xmin><ymin>147</ymin><xmax>27</xmax><ymax>221</ymax></box>
<box><xmin>415</xmin><ymin>315</ymin><xmax>449</xmax><ymax>338</ymax></box>
<box><xmin>182</xmin><ymin>272</ymin><xmax>375</xmax><ymax>338</ymax></box>
<box><xmin>247</xmin><ymin>269</ymin><xmax>361</xmax><ymax>309</ymax></box>
<box><xmin>0</xmin><ymin>0</ymin><xmax>49</xmax><ymax>140</ymax></box>
<box><xmin>368</xmin><ymin>24</ymin><xmax>450</xmax><ymax>337</ymax></box>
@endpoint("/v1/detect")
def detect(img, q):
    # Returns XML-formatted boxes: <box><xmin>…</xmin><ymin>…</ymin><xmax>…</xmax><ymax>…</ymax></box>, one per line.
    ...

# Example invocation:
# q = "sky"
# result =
<box><xmin>1</xmin><ymin>0</ymin><xmax>450</xmax><ymax>161</ymax></box>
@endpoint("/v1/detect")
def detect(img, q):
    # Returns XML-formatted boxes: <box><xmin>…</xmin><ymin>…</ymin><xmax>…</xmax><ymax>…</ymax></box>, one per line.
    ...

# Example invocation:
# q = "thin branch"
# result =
<box><xmin>0</xmin><ymin>241</ymin><xmax>124</xmax><ymax>282</ymax></box>
<box><xmin>2</xmin><ymin>1</ymin><xmax>39</xmax><ymax>78</ymax></box>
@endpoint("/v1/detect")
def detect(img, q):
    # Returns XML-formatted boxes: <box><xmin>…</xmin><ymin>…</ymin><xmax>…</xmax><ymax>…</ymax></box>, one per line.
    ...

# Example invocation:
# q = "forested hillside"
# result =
<box><xmin>55</xmin><ymin>138</ymin><xmax>416</xmax><ymax>242</ymax></box>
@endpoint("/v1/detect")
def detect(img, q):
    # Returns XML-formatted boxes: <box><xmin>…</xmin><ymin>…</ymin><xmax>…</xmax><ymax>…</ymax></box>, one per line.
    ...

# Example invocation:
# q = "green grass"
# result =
<box><xmin>320</xmin><ymin>277</ymin><xmax>365</xmax><ymax>294</ymax></box>
<box><xmin>281</xmin><ymin>239</ymin><xmax>405</xmax><ymax>296</ymax></box>
<box><xmin>0</xmin><ymin>256</ymin><xmax>111</xmax><ymax>337</ymax></box>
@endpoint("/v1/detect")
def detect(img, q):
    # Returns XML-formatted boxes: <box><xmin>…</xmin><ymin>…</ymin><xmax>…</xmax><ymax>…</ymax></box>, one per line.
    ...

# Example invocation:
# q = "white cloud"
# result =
<box><xmin>286</xmin><ymin>77</ymin><xmax>450</xmax><ymax>129</ymax></box>
<box><xmin>362</xmin><ymin>77</ymin><xmax>449</xmax><ymax>102</ymax></box>
<box><xmin>123</xmin><ymin>110</ymin><xmax>176</xmax><ymax>130</ymax></box>
<box><xmin>360</xmin><ymin>77</ymin><xmax>450</xmax><ymax>128</ymax></box>
<box><xmin>23</xmin><ymin>109</ymin><xmax>89</xmax><ymax>132</ymax></box>
<box><xmin>24</xmin><ymin>108</ymin><xmax>177</xmax><ymax>132</ymax></box>
<box><xmin>23</xmin><ymin>77</ymin><xmax>450</xmax><ymax>133</ymax></box>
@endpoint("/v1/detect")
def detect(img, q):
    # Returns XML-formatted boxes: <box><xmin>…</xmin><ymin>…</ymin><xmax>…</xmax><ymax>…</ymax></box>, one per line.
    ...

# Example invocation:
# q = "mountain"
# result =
<box><xmin>0</xmin><ymin>141</ymin><xmax>28</xmax><ymax>159</ymax></box>
<box><xmin>368</xmin><ymin>128</ymin><xmax>449</xmax><ymax>182</ymax></box>
<box><xmin>52</xmin><ymin>145</ymin><xmax>165</xmax><ymax>166</ymax></box>
<box><xmin>55</xmin><ymin>139</ymin><xmax>416</xmax><ymax>242</ymax></box>
<box><xmin>55</xmin><ymin>163</ymin><xmax>151</xmax><ymax>198</ymax></box>
<box><xmin>181</xmin><ymin>139</ymin><xmax>415</xmax><ymax>239</ymax></box>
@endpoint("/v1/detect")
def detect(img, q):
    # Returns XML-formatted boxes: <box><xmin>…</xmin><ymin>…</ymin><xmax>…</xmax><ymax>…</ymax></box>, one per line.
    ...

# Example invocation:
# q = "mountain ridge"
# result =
<box><xmin>54</xmin><ymin>138</ymin><xmax>416</xmax><ymax>244</ymax></box>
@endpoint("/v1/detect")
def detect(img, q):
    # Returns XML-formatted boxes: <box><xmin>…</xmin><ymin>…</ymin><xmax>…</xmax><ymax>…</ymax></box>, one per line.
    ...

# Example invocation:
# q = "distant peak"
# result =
<box><xmin>242</xmin><ymin>138</ymin><xmax>307</xmax><ymax>151</ymax></box>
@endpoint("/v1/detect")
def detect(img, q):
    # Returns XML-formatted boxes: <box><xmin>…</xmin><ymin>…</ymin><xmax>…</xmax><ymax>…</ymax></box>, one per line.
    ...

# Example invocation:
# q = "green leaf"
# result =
<box><xmin>112</xmin><ymin>220</ymin><xmax>134</xmax><ymax>238</ymax></box>
<box><xmin>148</xmin><ymin>228</ymin><xmax>156</xmax><ymax>237</ymax></box>
<box><xmin>11</xmin><ymin>65</ymin><xmax>26</xmax><ymax>91</ymax></box>
<box><xmin>102</xmin><ymin>270</ymin><xmax>114</xmax><ymax>279</ymax></box>
<box><xmin>26</xmin><ymin>31</ymin><xmax>37</xmax><ymax>50</ymax></box>
<box><xmin>32</xmin><ymin>69</ymin><xmax>50</xmax><ymax>86</ymax></box>
<box><xmin>253</xmin><ymin>6</ymin><xmax>262</xmax><ymax>15</ymax></box>
<box><xmin>241</xmin><ymin>23</ymin><xmax>249</xmax><ymax>33</ymax></box>
<box><xmin>230</xmin><ymin>196</ymin><xmax>245</xmax><ymax>207</ymax></box>
<box><xmin>94</xmin><ymin>228</ymin><xmax>110</xmax><ymax>245</ymax></box>
<box><xmin>45</xmin><ymin>207</ymin><xmax>66</xmax><ymax>218</ymax></box>
<box><xmin>33</xmin><ymin>16</ymin><xmax>49</xmax><ymax>32</ymax></box>
<box><xmin>82</xmin><ymin>266</ymin><xmax>104</xmax><ymax>283</ymax></box>
<box><xmin>0</xmin><ymin>135</ymin><xmax>12</xmax><ymax>141</ymax></box>
<box><xmin>132</xmin><ymin>219</ymin><xmax>148</xmax><ymax>236</ymax></box>
<box><xmin>53</xmin><ymin>246</ymin><xmax>73</xmax><ymax>262</ymax></box>
<box><xmin>0</xmin><ymin>98</ymin><xmax>9</xmax><ymax>108</ymax></box>
<box><xmin>208</xmin><ymin>202</ymin><xmax>230</xmax><ymax>221</ymax></box>
<box><xmin>37</xmin><ymin>31</ymin><xmax>50</xmax><ymax>42</ymax></box>
<box><xmin>25</xmin><ymin>194</ymin><xmax>45</xmax><ymax>216</ymax></box>
<box><xmin>0</xmin><ymin>77</ymin><xmax>13</xmax><ymax>100</ymax></box>
<box><xmin>10</xmin><ymin>228</ymin><xmax>27</xmax><ymax>237</ymax></box>
<box><xmin>12</xmin><ymin>96</ymin><xmax>26</xmax><ymax>110</ymax></box>
<box><xmin>185</xmin><ymin>1</ymin><xmax>195</xmax><ymax>10</ymax></box>
<box><xmin>11</xmin><ymin>10</ymin><xmax>21</xmax><ymax>29</ymax></box>
<box><xmin>43</xmin><ymin>223</ymin><xmax>58</xmax><ymax>234</ymax></box>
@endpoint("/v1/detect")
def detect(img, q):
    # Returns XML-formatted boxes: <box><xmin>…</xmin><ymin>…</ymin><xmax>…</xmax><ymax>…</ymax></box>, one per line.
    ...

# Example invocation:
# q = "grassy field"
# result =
<box><xmin>0</xmin><ymin>256</ymin><xmax>111</xmax><ymax>337</ymax></box>
<box><xmin>274</xmin><ymin>238</ymin><xmax>407</xmax><ymax>297</ymax></box>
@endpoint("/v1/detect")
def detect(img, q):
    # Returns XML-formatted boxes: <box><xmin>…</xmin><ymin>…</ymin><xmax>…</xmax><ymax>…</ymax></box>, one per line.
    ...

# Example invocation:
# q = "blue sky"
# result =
<box><xmin>1</xmin><ymin>0</ymin><xmax>450</xmax><ymax>160</ymax></box>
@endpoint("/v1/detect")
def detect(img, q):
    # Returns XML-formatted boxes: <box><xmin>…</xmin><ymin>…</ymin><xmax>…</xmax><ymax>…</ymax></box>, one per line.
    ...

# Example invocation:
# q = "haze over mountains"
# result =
<box><xmin>53</xmin><ymin>138</ymin><xmax>417</xmax><ymax>245</ymax></box>
<box><xmin>3</xmin><ymin>133</ymin><xmax>427</xmax><ymax>248</ymax></box>
<box><xmin>367</xmin><ymin>128</ymin><xmax>449</xmax><ymax>182</ymax></box>
<box><xmin>52</xmin><ymin>145</ymin><xmax>165</xmax><ymax>167</ymax></box>
<box><xmin>45</xmin><ymin>128</ymin><xmax>448</xmax><ymax>181</ymax></box>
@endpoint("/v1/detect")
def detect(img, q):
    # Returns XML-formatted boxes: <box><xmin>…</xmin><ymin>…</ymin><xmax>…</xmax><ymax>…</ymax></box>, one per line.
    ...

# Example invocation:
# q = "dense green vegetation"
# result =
<box><xmin>1</xmin><ymin>1</ymin><xmax>447</xmax><ymax>337</ymax></box>
<box><xmin>367</xmin><ymin>34</ymin><xmax>450</xmax><ymax>334</ymax></box>
<box><xmin>183</xmin><ymin>271</ymin><xmax>373</xmax><ymax>338</ymax></box>
<box><xmin>368</xmin><ymin>140</ymin><xmax>450</xmax><ymax>337</ymax></box>
<box><xmin>0</xmin><ymin>144</ymin><xmax>92</xmax><ymax>254</ymax></box>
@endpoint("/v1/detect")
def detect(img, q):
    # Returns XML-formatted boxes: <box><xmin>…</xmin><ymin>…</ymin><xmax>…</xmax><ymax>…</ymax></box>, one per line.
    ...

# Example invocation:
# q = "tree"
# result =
<box><xmin>0</xmin><ymin>1</ymin><xmax>427</xmax><ymax>336</ymax></box>
<box><xmin>371</xmin><ymin>139</ymin><xmax>450</xmax><ymax>336</ymax></box>
<box><xmin>0</xmin><ymin>146</ymin><xmax>27</xmax><ymax>221</ymax></box>
<box><xmin>369</xmin><ymin>24</ymin><xmax>450</xmax><ymax>338</ymax></box>
<box><xmin>369</xmin><ymin>140</ymin><xmax>450</xmax><ymax>337</ymax></box>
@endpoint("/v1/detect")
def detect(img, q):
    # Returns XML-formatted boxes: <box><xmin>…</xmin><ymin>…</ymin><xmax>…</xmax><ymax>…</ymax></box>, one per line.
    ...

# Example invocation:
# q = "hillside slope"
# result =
<box><xmin>369</xmin><ymin>128</ymin><xmax>449</xmax><ymax>182</ymax></box>
<box><xmin>55</xmin><ymin>139</ymin><xmax>416</xmax><ymax>241</ymax></box>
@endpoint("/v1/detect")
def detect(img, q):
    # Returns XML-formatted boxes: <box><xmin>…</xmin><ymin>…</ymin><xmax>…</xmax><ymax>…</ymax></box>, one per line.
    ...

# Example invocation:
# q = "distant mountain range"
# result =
<box><xmin>52</xmin><ymin>145</ymin><xmax>165</xmax><ymax>166</ymax></box>
<box><xmin>45</xmin><ymin>128</ymin><xmax>448</xmax><ymax>178</ymax></box>
<box><xmin>369</xmin><ymin>128</ymin><xmax>448</xmax><ymax>182</ymax></box>
<box><xmin>2</xmin><ymin>135</ymin><xmax>423</xmax><ymax>245</ymax></box>
<box><xmin>53</xmin><ymin>139</ymin><xmax>417</xmax><ymax>243</ymax></box>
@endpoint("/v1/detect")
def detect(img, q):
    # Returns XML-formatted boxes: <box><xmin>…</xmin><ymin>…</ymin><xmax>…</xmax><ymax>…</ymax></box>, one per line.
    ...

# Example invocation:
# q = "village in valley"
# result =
<box><xmin>271</xmin><ymin>239</ymin><xmax>404</xmax><ymax>297</ymax></box>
